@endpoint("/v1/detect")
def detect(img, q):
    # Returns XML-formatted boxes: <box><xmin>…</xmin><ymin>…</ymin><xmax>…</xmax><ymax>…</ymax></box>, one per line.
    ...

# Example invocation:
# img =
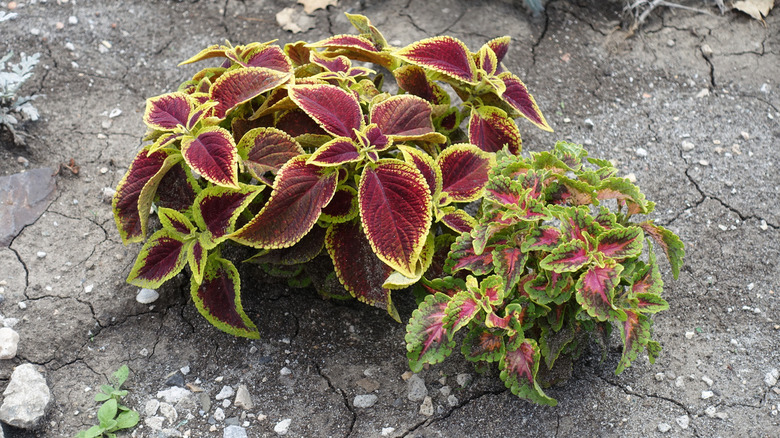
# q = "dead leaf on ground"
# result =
<box><xmin>733</xmin><ymin>0</ymin><xmax>775</xmax><ymax>21</ymax></box>
<box><xmin>276</xmin><ymin>7</ymin><xmax>316</xmax><ymax>33</ymax></box>
<box><xmin>298</xmin><ymin>0</ymin><xmax>338</xmax><ymax>15</ymax></box>
<box><xmin>60</xmin><ymin>158</ymin><xmax>80</xmax><ymax>176</ymax></box>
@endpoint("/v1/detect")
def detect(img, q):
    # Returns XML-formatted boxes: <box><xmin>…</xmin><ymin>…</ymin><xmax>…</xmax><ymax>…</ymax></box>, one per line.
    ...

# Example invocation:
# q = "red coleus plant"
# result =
<box><xmin>405</xmin><ymin>142</ymin><xmax>684</xmax><ymax>405</ymax></box>
<box><xmin>113</xmin><ymin>14</ymin><xmax>550</xmax><ymax>338</ymax></box>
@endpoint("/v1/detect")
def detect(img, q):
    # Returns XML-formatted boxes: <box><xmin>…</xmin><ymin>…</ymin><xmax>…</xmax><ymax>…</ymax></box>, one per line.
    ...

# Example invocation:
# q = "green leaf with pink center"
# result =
<box><xmin>596</xmin><ymin>226</ymin><xmax>644</xmax><ymax>261</ymax></box>
<box><xmin>405</xmin><ymin>292</ymin><xmax>455</xmax><ymax>372</ymax></box>
<box><xmin>191</xmin><ymin>255</ymin><xmax>259</xmax><ymax>339</ymax></box>
<box><xmin>499</xmin><ymin>338</ymin><xmax>556</xmax><ymax>406</ymax></box>
<box><xmin>540</xmin><ymin>239</ymin><xmax>591</xmax><ymax>273</ymax></box>
<box><xmin>639</xmin><ymin>221</ymin><xmax>685</xmax><ymax>280</ymax></box>
<box><xmin>575</xmin><ymin>260</ymin><xmax>625</xmax><ymax>322</ymax></box>
<box><xmin>444</xmin><ymin>289</ymin><xmax>482</xmax><ymax>335</ymax></box>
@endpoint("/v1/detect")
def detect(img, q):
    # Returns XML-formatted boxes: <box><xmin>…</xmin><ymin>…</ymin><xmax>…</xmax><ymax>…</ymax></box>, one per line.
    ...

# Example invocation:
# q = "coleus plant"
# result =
<box><xmin>112</xmin><ymin>13</ymin><xmax>551</xmax><ymax>338</ymax></box>
<box><xmin>404</xmin><ymin>142</ymin><xmax>684</xmax><ymax>405</ymax></box>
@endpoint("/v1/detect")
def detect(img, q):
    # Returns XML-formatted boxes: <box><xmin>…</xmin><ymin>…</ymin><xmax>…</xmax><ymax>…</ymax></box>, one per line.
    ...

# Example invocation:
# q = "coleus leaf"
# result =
<box><xmin>143</xmin><ymin>92</ymin><xmax>195</xmax><ymax>131</ymax></box>
<box><xmin>275</xmin><ymin>108</ymin><xmax>328</xmax><ymax>137</ymax></box>
<box><xmin>462</xmin><ymin>328</ymin><xmax>506</xmax><ymax>363</ymax></box>
<box><xmin>309</xmin><ymin>34</ymin><xmax>381</xmax><ymax>53</ymax></box>
<box><xmin>181</xmin><ymin>126</ymin><xmax>239</xmax><ymax>188</ymax></box>
<box><xmin>395</xmin><ymin>36</ymin><xmax>478</xmax><ymax>84</ymax></box>
<box><xmin>475</xmin><ymin>274</ymin><xmax>505</xmax><ymax>308</ymax></box>
<box><xmin>284</xmin><ymin>41</ymin><xmax>310</xmax><ymax>66</ymax></box>
<box><xmin>484</xmin><ymin>174</ymin><xmax>523</xmax><ymax>206</ymax></box>
<box><xmin>320</xmin><ymin>185</ymin><xmax>358</xmax><ymax>223</ymax></box>
<box><xmin>344</xmin><ymin>12</ymin><xmax>388</xmax><ymax>49</ymax></box>
<box><xmin>359</xmin><ymin>160</ymin><xmax>432</xmax><ymax>277</ymax></box>
<box><xmin>237</xmin><ymin>127</ymin><xmax>304</xmax><ymax>181</ymax></box>
<box><xmin>231</xmin><ymin>156</ymin><xmax>338</xmax><ymax>248</ymax></box>
<box><xmin>307</xmin><ymin>137</ymin><xmax>361</xmax><ymax>166</ymax></box>
<box><xmin>178</xmin><ymin>43</ymin><xmax>230</xmax><ymax>65</ymax></box>
<box><xmin>539</xmin><ymin>321</ymin><xmax>576</xmax><ymax>369</ymax></box>
<box><xmin>437</xmin><ymin>144</ymin><xmax>495</xmax><ymax>205</ymax></box>
<box><xmin>638</xmin><ymin>221</ymin><xmax>685</xmax><ymax>280</ymax></box>
<box><xmin>244</xmin><ymin>45</ymin><xmax>293</xmax><ymax>73</ymax></box>
<box><xmin>476</xmin><ymin>45</ymin><xmax>498</xmax><ymax>76</ymax></box>
<box><xmin>493</xmin><ymin>244</ymin><xmax>527</xmax><ymax>292</ymax></box>
<box><xmin>326</xmin><ymin>221</ymin><xmax>398</xmax><ymax>320</ymax></box>
<box><xmin>597</xmin><ymin>177</ymin><xmax>652</xmax><ymax>215</ymax></box>
<box><xmin>633</xmin><ymin>293</ymin><xmax>669</xmax><ymax>314</ymax></box>
<box><xmin>557</xmin><ymin>206</ymin><xmax>605</xmax><ymax>242</ymax></box>
<box><xmin>497</xmin><ymin>72</ymin><xmax>552</xmax><ymax>132</ymax></box>
<box><xmin>246</xmin><ymin>225</ymin><xmax>326</xmax><ymax>266</ymax></box>
<box><xmin>520</xmin><ymin>226</ymin><xmax>562</xmax><ymax>252</ymax></box>
<box><xmin>210</xmin><ymin>67</ymin><xmax>291</xmax><ymax>119</ymax></box>
<box><xmin>499</xmin><ymin>338</ymin><xmax>556</xmax><ymax>406</ymax></box>
<box><xmin>158</xmin><ymin>207</ymin><xmax>196</xmax><ymax>236</ymax></box>
<box><xmin>193</xmin><ymin>184</ymin><xmax>262</xmax><ymax>245</ymax></box>
<box><xmin>383</xmin><ymin>231</ymin><xmax>435</xmax><ymax>290</ymax></box>
<box><xmin>575</xmin><ymin>260</ymin><xmax>625</xmax><ymax>322</ymax></box>
<box><xmin>615</xmin><ymin>310</ymin><xmax>651</xmax><ymax>374</ymax></box>
<box><xmin>113</xmin><ymin>149</ymin><xmax>180</xmax><ymax>244</ymax></box>
<box><xmin>485</xmin><ymin>36</ymin><xmax>510</xmax><ymax>73</ymax></box>
<box><xmin>393</xmin><ymin>65</ymin><xmax>449</xmax><ymax>105</ymax></box>
<box><xmin>419</xmin><ymin>275</ymin><xmax>466</xmax><ymax>297</ymax></box>
<box><xmin>288</xmin><ymin>84</ymin><xmax>362</xmax><ymax>138</ymax></box>
<box><xmin>187</xmin><ymin>238</ymin><xmax>208</xmax><ymax>284</ymax></box>
<box><xmin>596</xmin><ymin>226</ymin><xmax>644</xmax><ymax>261</ymax></box>
<box><xmin>370</xmin><ymin>95</ymin><xmax>444</xmax><ymax>142</ymax></box>
<box><xmin>631</xmin><ymin>258</ymin><xmax>663</xmax><ymax>296</ymax></box>
<box><xmin>444</xmin><ymin>290</ymin><xmax>482</xmax><ymax>335</ymax></box>
<box><xmin>154</xmin><ymin>161</ymin><xmax>199</xmax><ymax>213</ymax></box>
<box><xmin>398</xmin><ymin>145</ymin><xmax>442</xmax><ymax>197</ymax></box>
<box><xmin>444</xmin><ymin>231</ymin><xmax>495</xmax><ymax>276</ymax></box>
<box><xmin>126</xmin><ymin>229</ymin><xmax>188</xmax><ymax>288</ymax></box>
<box><xmin>190</xmin><ymin>255</ymin><xmax>259</xmax><ymax>339</ymax></box>
<box><xmin>540</xmin><ymin>239</ymin><xmax>591</xmax><ymax>273</ymax></box>
<box><xmin>438</xmin><ymin>207</ymin><xmax>477</xmax><ymax>234</ymax></box>
<box><xmin>405</xmin><ymin>292</ymin><xmax>455</xmax><ymax>372</ymax></box>
<box><xmin>468</xmin><ymin>105</ymin><xmax>522</xmax><ymax>154</ymax></box>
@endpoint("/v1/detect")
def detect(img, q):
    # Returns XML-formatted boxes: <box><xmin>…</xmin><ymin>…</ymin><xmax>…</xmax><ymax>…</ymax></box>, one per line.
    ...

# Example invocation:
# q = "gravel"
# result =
<box><xmin>407</xmin><ymin>374</ymin><xmax>427</xmax><ymax>401</ymax></box>
<box><xmin>224</xmin><ymin>425</ymin><xmax>248</xmax><ymax>438</ymax></box>
<box><xmin>216</xmin><ymin>385</ymin><xmax>235</xmax><ymax>401</ymax></box>
<box><xmin>353</xmin><ymin>394</ymin><xmax>378</xmax><ymax>408</ymax></box>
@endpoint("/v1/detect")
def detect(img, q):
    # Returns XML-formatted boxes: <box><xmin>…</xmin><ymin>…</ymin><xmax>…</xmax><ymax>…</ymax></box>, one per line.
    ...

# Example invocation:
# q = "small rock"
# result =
<box><xmin>584</xmin><ymin>118</ymin><xmax>595</xmax><ymax>129</ymax></box>
<box><xmin>764</xmin><ymin>369</ymin><xmax>779</xmax><ymax>387</ymax></box>
<box><xmin>280</xmin><ymin>367</ymin><xmax>292</xmax><ymax>376</ymax></box>
<box><xmin>635</xmin><ymin>147</ymin><xmax>648</xmax><ymax>158</ymax></box>
<box><xmin>223</xmin><ymin>399</ymin><xmax>231</xmax><ymax>408</ymax></box>
<box><xmin>419</xmin><ymin>396</ymin><xmax>434</xmax><ymax>416</ymax></box>
<box><xmin>65</xmin><ymin>42</ymin><xmax>75</xmax><ymax>51</ymax></box>
<box><xmin>715</xmin><ymin>412</ymin><xmax>728</xmax><ymax>420</ymax></box>
<box><xmin>156</xmin><ymin>387</ymin><xmax>191</xmax><ymax>404</ymax></box>
<box><xmin>214</xmin><ymin>407</ymin><xmax>226</xmax><ymax>422</ymax></box>
<box><xmin>625</xmin><ymin>173</ymin><xmax>637</xmax><ymax>183</ymax></box>
<box><xmin>36</xmin><ymin>251</ymin><xmax>46</xmax><ymax>258</ymax></box>
<box><xmin>68</xmin><ymin>16</ymin><xmax>78</xmax><ymax>25</ymax></box>
<box><xmin>199</xmin><ymin>393</ymin><xmax>211</xmax><ymax>412</ymax></box>
<box><xmin>224</xmin><ymin>425</ymin><xmax>248</xmax><ymax>438</ymax></box>
<box><xmin>108</xmin><ymin>108</ymin><xmax>122</xmax><ymax>118</ymax></box>
<box><xmin>701</xmin><ymin>390</ymin><xmax>714</xmax><ymax>399</ymax></box>
<box><xmin>159</xmin><ymin>402</ymin><xmax>177</xmax><ymax>425</ymax></box>
<box><xmin>136</xmin><ymin>288</ymin><xmax>159</xmax><ymax>304</ymax></box>
<box><xmin>439</xmin><ymin>385</ymin><xmax>451</xmax><ymax>396</ymax></box>
<box><xmin>696</xmin><ymin>88</ymin><xmax>710</xmax><ymax>98</ymax></box>
<box><xmin>356</xmin><ymin>378</ymin><xmax>379</xmax><ymax>393</ymax></box>
<box><xmin>274</xmin><ymin>418</ymin><xmax>292</xmax><ymax>435</ymax></box>
<box><xmin>654</xmin><ymin>372</ymin><xmax>665</xmax><ymax>382</ymax></box>
<box><xmin>353</xmin><ymin>394</ymin><xmax>378</xmax><ymax>408</ymax></box>
<box><xmin>165</xmin><ymin>372</ymin><xmax>185</xmax><ymax>387</ymax></box>
<box><xmin>16</xmin><ymin>156</ymin><xmax>29</xmax><ymax>167</ymax></box>
<box><xmin>145</xmin><ymin>399</ymin><xmax>160</xmax><ymax>417</ymax></box>
<box><xmin>180</xmin><ymin>365</ymin><xmax>190</xmax><ymax>375</ymax></box>
<box><xmin>658</xmin><ymin>422</ymin><xmax>672</xmax><ymax>433</ymax></box>
<box><xmin>685</xmin><ymin>331</ymin><xmax>694</xmax><ymax>339</ymax></box>
<box><xmin>456</xmin><ymin>373</ymin><xmax>472</xmax><ymax>387</ymax></box>
<box><xmin>702</xmin><ymin>375</ymin><xmax>713</xmax><ymax>387</ymax></box>
<box><xmin>145</xmin><ymin>416</ymin><xmax>165</xmax><ymax>430</ymax></box>
<box><xmin>681</xmin><ymin>140</ymin><xmax>695</xmax><ymax>151</ymax></box>
<box><xmin>381</xmin><ymin>427</ymin><xmax>395</xmax><ymax>436</ymax></box>
<box><xmin>249</xmin><ymin>346</ymin><xmax>258</xmax><ymax>354</ymax></box>
<box><xmin>447</xmin><ymin>394</ymin><xmax>458</xmax><ymax>407</ymax></box>
<box><xmin>216</xmin><ymin>385</ymin><xmax>235</xmax><ymax>401</ymax></box>
<box><xmin>675</xmin><ymin>415</ymin><xmax>689</xmax><ymax>429</ymax></box>
<box><xmin>666</xmin><ymin>39</ymin><xmax>675</xmax><ymax>47</ymax></box>
<box><xmin>225</xmin><ymin>416</ymin><xmax>239</xmax><ymax>426</ymax></box>
<box><xmin>234</xmin><ymin>384</ymin><xmax>253</xmax><ymax>410</ymax></box>
<box><xmin>407</xmin><ymin>374</ymin><xmax>427</xmax><ymax>402</ymax></box>
<box><xmin>700</xmin><ymin>44</ymin><xmax>713</xmax><ymax>57</ymax></box>
<box><xmin>401</xmin><ymin>371</ymin><xmax>414</xmax><ymax>381</ymax></box>
<box><xmin>705</xmin><ymin>406</ymin><xmax>717</xmax><ymax>417</ymax></box>
<box><xmin>0</xmin><ymin>364</ymin><xmax>52</xmax><ymax>429</ymax></box>
<box><xmin>674</xmin><ymin>376</ymin><xmax>685</xmax><ymax>388</ymax></box>
<box><xmin>0</xmin><ymin>327</ymin><xmax>20</xmax><ymax>359</ymax></box>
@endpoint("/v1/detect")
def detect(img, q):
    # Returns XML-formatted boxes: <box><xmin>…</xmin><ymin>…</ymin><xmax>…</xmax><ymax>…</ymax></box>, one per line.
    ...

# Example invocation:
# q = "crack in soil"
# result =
<box><xmin>398</xmin><ymin>387</ymin><xmax>509</xmax><ymax>437</ymax></box>
<box><xmin>314</xmin><ymin>363</ymin><xmax>356</xmax><ymax>438</ymax></box>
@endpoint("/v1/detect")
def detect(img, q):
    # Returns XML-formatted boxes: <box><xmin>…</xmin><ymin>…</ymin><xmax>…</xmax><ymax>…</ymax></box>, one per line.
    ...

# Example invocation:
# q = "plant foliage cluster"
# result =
<box><xmin>75</xmin><ymin>365</ymin><xmax>140</xmax><ymax>438</ymax></box>
<box><xmin>113</xmin><ymin>13</ymin><xmax>683</xmax><ymax>404</ymax></box>
<box><xmin>1</xmin><ymin>11</ymin><xmax>41</xmax><ymax>145</ymax></box>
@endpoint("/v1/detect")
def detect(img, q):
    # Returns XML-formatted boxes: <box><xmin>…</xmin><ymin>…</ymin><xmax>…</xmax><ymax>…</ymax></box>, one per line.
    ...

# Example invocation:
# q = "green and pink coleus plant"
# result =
<box><xmin>112</xmin><ymin>14</ymin><xmax>551</xmax><ymax>338</ymax></box>
<box><xmin>404</xmin><ymin>142</ymin><xmax>684</xmax><ymax>405</ymax></box>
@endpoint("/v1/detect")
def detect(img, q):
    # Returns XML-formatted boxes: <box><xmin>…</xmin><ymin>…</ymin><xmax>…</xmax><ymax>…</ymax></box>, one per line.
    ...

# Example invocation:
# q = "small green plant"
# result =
<box><xmin>75</xmin><ymin>365</ymin><xmax>140</xmax><ymax>438</ymax></box>
<box><xmin>405</xmin><ymin>142</ymin><xmax>684</xmax><ymax>405</ymax></box>
<box><xmin>1</xmin><ymin>11</ymin><xmax>41</xmax><ymax>145</ymax></box>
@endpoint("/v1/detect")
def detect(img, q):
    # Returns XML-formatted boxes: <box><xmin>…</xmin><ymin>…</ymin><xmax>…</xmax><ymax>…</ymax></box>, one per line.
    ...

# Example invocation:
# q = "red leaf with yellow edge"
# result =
<box><xmin>245</xmin><ymin>45</ymin><xmax>293</xmax><ymax>73</ymax></box>
<box><xmin>370</xmin><ymin>95</ymin><xmax>440</xmax><ymax>141</ymax></box>
<box><xmin>499</xmin><ymin>338</ymin><xmax>557</xmax><ymax>405</ymax></box>
<box><xmin>193</xmin><ymin>184</ymin><xmax>262</xmax><ymax>244</ymax></box>
<box><xmin>284</xmin><ymin>41</ymin><xmax>310</xmax><ymax>66</ymax></box>
<box><xmin>405</xmin><ymin>292</ymin><xmax>455</xmax><ymax>372</ymax></box>
<box><xmin>309</xmin><ymin>34</ymin><xmax>381</xmax><ymax>53</ymax></box>
<box><xmin>437</xmin><ymin>144</ymin><xmax>495</xmax><ymax>205</ymax></box>
<box><xmin>231</xmin><ymin>156</ymin><xmax>338</xmax><ymax>248</ymax></box>
<box><xmin>245</xmin><ymin>225</ymin><xmax>326</xmax><ymax>266</ymax></box>
<box><xmin>113</xmin><ymin>148</ymin><xmax>180</xmax><ymax>244</ymax></box>
<box><xmin>187</xmin><ymin>239</ymin><xmax>207</xmax><ymax>284</ymax></box>
<box><xmin>210</xmin><ymin>67</ymin><xmax>291</xmax><ymax>119</ymax></box>
<box><xmin>438</xmin><ymin>207</ymin><xmax>476</xmax><ymax>234</ymax></box>
<box><xmin>477</xmin><ymin>45</ymin><xmax>498</xmax><ymax>76</ymax></box>
<box><xmin>190</xmin><ymin>255</ymin><xmax>259</xmax><ymax>339</ymax></box>
<box><xmin>310</xmin><ymin>52</ymin><xmax>351</xmax><ymax>73</ymax></box>
<box><xmin>320</xmin><ymin>186</ymin><xmax>358</xmax><ymax>223</ymax></box>
<box><xmin>178</xmin><ymin>44</ymin><xmax>229</xmax><ymax>65</ymax></box>
<box><xmin>237</xmin><ymin>127</ymin><xmax>304</xmax><ymax>181</ymax></box>
<box><xmin>398</xmin><ymin>145</ymin><xmax>441</xmax><ymax>197</ymax></box>
<box><xmin>158</xmin><ymin>207</ymin><xmax>196</xmax><ymax>236</ymax></box>
<box><xmin>143</xmin><ymin>92</ymin><xmax>195</xmax><ymax>131</ymax></box>
<box><xmin>181</xmin><ymin>127</ymin><xmax>239</xmax><ymax>188</ymax></box>
<box><xmin>498</xmin><ymin>72</ymin><xmax>552</xmax><ymax>132</ymax></box>
<box><xmin>307</xmin><ymin>137</ymin><xmax>361</xmax><ymax>166</ymax></box>
<box><xmin>468</xmin><ymin>106</ymin><xmax>522</xmax><ymax>154</ymax></box>
<box><xmin>576</xmin><ymin>261</ymin><xmax>624</xmax><ymax>322</ymax></box>
<box><xmin>486</xmin><ymin>36</ymin><xmax>511</xmax><ymax>72</ymax></box>
<box><xmin>126</xmin><ymin>229</ymin><xmax>187</xmax><ymax>288</ymax></box>
<box><xmin>393</xmin><ymin>65</ymin><xmax>449</xmax><ymax>105</ymax></box>
<box><xmin>326</xmin><ymin>221</ymin><xmax>398</xmax><ymax>320</ymax></box>
<box><xmin>288</xmin><ymin>84</ymin><xmax>362</xmax><ymax>138</ymax></box>
<box><xmin>395</xmin><ymin>36</ymin><xmax>477</xmax><ymax>84</ymax></box>
<box><xmin>362</xmin><ymin>124</ymin><xmax>391</xmax><ymax>151</ymax></box>
<box><xmin>359</xmin><ymin>160</ymin><xmax>432</xmax><ymax>277</ymax></box>
<box><xmin>155</xmin><ymin>161</ymin><xmax>199</xmax><ymax>213</ymax></box>
<box><xmin>275</xmin><ymin>108</ymin><xmax>328</xmax><ymax>137</ymax></box>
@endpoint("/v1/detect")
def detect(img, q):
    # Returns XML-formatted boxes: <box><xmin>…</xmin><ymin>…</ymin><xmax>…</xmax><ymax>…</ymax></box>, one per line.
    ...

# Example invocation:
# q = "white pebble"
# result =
<box><xmin>705</xmin><ymin>406</ymin><xmax>717</xmax><ymax>417</ymax></box>
<box><xmin>0</xmin><ymin>327</ymin><xmax>20</xmax><ymax>360</ymax></box>
<box><xmin>280</xmin><ymin>367</ymin><xmax>292</xmax><ymax>376</ymax></box>
<box><xmin>214</xmin><ymin>407</ymin><xmax>225</xmax><ymax>422</ymax></box>
<box><xmin>180</xmin><ymin>365</ymin><xmax>190</xmax><ymax>375</ymax></box>
<box><xmin>635</xmin><ymin>147</ymin><xmax>648</xmax><ymax>157</ymax></box>
<box><xmin>681</xmin><ymin>140</ymin><xmax>695</xmax><ymax>151</ymax></box>
<box><xmin>109</xmin><ymin>108</ymin><xmax>122</xmax><ymax>118</ymax></box>
<box><xmin>36</xmin><ymin>251</ymin><xmax>47</xmax><ymax>258</ymax></box>
<box><xmin>701</xmin><ymin>375</ymin><xmax>713</xmax><ymax>386</ymax></box>
<box><xmin>381</xmin><ymin>427</ymin><xmax>395</xmax><ymax>436</ymax></box>
<box><xmin>84</xmin><ymin>284</ymin><xmax>93</xmax><ymax>293</ymax></box>
<box><xmin>685</xmin><ymin>331</ymin><xmax>694</xmax><ymax>339</ymax></box>
<box><xmin>658</xmin><ymin>422</ymin><xmax>672</xmax><ymax>433</ymax></box>
<box><xmin>136</xmin><ymin>288</ymin><xmax>159</xmax><ymax>304</ymax></box>
<box><xmin>675</xmin><ymin>415</ymin><xmax>689</xmax><ymax>429</ymax></box>
<box><xmin>65</xmin><ymin>42</ymin><xmax>75</xmax><ymax>51</ymax></box>
<box><xmin>68</xmin><ymin>16</ymin><xmax>78</xmax><ymax>25</ymax></box>
<box><xmin>274</xmin><ymin>418</ymin><xmax>292</xmax><ymax>435</ymax></box>
<box><xmin>353</xmin><ymin>394</ymin><xmax>378</xmax><ymax>408</ymax></box>
<box><xmin>654</xmin><ymin>372</ymin><xmax>665</xmax><ymax>382</ymax></box>
<box><xmin>701</xmin><ymin>390</ymin><xmax>714</xmax><ymax>399</ymax></box>
<box><xmin>764</xmin><ymin>369</ymin><xmax>779</xmax><ymax>387</ymax></box>
<box><xmin>18</xmin><ymin>302</ymin><xmax>27</xmax><ymax>310</ymax></box>
<box><xmin>145</xmin><ymin>399</ymin><xmax>160</xmax><ymax>417</ymax></box>
<box><xmin>215</xmin><ymin>385</ymin><xmax>235</xmax><ymax>400</ymax></box>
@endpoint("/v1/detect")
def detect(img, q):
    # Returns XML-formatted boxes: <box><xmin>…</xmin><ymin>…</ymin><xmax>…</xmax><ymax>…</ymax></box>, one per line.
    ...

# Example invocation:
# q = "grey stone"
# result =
<box><xmin>156</xmin><ymin>387</ymin><xmax>191</xmax><ymax>404</ymax></box>
<box><xmin>225</xmin><ymin>416</ymin><xmax>240</xmax><ymax>426</ymax></box>
<box><xmin>144</xmin><ymin>399</ymin><xmax>160</xmax><ymax>417</ymax></box>
<box><xmin>165</xmin><ymin>371</ymin><xmax>185</xmax><ymax>387</ymax></box>
<box><xmin>216</xmin><ymin>385</ymin><xmax>235</xmax><ymax>400</ymax></box>
<box><xmin>0</xmin><ymin>168</ymin><xmax>56</xmax><ymax>247</ymax></box>
<box><xmin>658</xmin><ymin>422</ymin><xmax>672</xmax><ymax>433</ymax></box>
<box><xmin>224</xmin><ymin>425</ymin><xmax>248</xmax><ymax>438</ymax></box>
<box><xmin>159</xmin><ymin>402</ymin><xmax>177</xmax><ymax>425</ymax></box>
<box><xmin>353</xmin><ymin>394</ymin><xmax>378</xmax><ymax>408</ymax></box>
<box><xmin>234</xmin><ymin>384</ymin><xmax>253</xmax><ymax>410</ymax></box>
<box><xmin>136</xmin><ymin>288</ymin><xmax>159</xmax><ymax>304</ymax></box>
<box><xmin>0</xmin><ymin>327</ymin><xmax>20</xmax><ymax>359</ymax></box>
<box><xmin>406</xmin><ymin>374</ymin><xmax>427</xmax><ymax>401</ymax></box>
<box><xmin>274</xmin><ymin>418</ymin><xmax>292</xmax><ymax>435</ymax></box>
<box><xmin>419</xmin><ymin>396</ymin><xmax>433</xmax><ymax>416</ymax></box>
<box><xmin>456</xmin><ymin>373</ymin><xmax>472</xmax><ymax>387</ymax></box>
<box><xmin>764</xmin><ymin>368</ymin><xmax>779</xmax><ymax>387</ymax></box>
<box><xmin>676</xmin><ymin>415</ymin><xmax>689</xmax><ymax>429</ymax></box>
<box><xmin>0</xmin><ymin>363</ymin><xmax>52</xmax><ymax>429</ymax></box>
<box><xmin>214</xmin><ymin>407</ymin><xmax>226</xmax><ymax>422</ymax></box>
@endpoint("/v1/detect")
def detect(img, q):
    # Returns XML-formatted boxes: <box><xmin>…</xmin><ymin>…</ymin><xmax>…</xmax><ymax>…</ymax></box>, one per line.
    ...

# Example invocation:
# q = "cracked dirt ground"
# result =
<box><xmin>0</xmin><ymin>0</ymin><xmax>778</xmax><ymax>437</ymax></box>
